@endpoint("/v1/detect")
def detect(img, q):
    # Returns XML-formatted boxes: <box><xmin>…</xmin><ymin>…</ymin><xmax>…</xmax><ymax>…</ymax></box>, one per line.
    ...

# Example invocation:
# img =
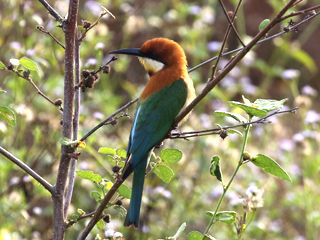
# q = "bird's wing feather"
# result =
<box><xmin>126</xmin><ymin>78</ymin><xmax>187</xmax><ymax>173</ymax></box>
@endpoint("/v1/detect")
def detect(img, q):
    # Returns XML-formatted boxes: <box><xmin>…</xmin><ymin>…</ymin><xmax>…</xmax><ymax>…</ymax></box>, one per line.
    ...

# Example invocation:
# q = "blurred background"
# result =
<box><xmin>0</xmin><ymin>0</ymin><xmax>320</xmax><ymax>239</ymax></box>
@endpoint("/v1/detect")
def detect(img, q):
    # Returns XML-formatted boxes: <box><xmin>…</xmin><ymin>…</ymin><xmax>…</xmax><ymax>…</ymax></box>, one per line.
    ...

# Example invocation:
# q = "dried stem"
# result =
<box><xmin>37</xmin><ymin>26</ymin><xmax>65</xmax><ymax>49</ymax></box>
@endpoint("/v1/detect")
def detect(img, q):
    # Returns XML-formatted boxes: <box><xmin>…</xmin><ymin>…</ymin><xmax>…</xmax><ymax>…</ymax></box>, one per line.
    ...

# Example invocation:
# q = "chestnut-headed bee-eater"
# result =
<box><xmin>109</xmin><ymin>38</ymin><xmax>196</xmax><ymax>228</ymax></box>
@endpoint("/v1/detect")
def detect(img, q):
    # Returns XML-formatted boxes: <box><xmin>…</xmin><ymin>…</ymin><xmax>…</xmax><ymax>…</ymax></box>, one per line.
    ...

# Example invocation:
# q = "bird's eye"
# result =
<box><xmin>151</xmin><ymin>51</ymin><xmax>158</xmax><ymax>59</ymax></box>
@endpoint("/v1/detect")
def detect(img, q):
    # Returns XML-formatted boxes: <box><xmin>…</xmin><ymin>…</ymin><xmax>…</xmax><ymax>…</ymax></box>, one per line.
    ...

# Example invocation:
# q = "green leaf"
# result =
<box><xmin>153</xmin><ymin>164</ymin><xmax>174</xmax><ymax>183</ymax></box>
<box><xmin>114</xmin><ymin>205</ymin><xmax>127</xmax><ymax>218</ymax></box>
<box><xmin>259</xmin><ymin>19</ymin><xmax>270</xmax><ymax>31</ymax></box>
<box><xmin>69</xmin><ymin>214</ymin><xmax>79</xmax><ymax>221</ymax></box>
<box><xmin>251</xmin><ymin>154</ymin><xmax>291</xmax><ymax>182</ymax></box>
<box><xmin>0</xmin><ymin>61</ymin><xmax>6</xmax><ymax>69</ymax></box>
<box><xmin>19</xmin><ymin>57</ymin><xmax>39</xmax><ymax>71</ymax></box>
<box><xmin>0</xmin><ymin>106</ymin><xmax>16</xmax><ymax>126</ymax></box>
<box><xmin>77</xmin><ymin>209</ymin><xmax>85</xmax><ymax>215</ymax></box>
<box><xmin>227</xmin><ymin>129</ymin><xmax>243</xmax><ymax>137</ymax></box>
<box><xmin>78</xmin><ymin>25</ymin><xmax>86</xmax><ymax>31</ymax></box>
<box><xmin>206</xmin><ymin>211</ymin><xmax>237</xmax><ymax>224</ymax></box>
<box><xmin>98</xmin><ymin>147</ymin><xmax>116</xmax><ymax>155</ymax></box>
<box><xmin>216</xmin><ymin>211</ymin><xmax>237</xmax><ymax>224</ymax></box>
<box><xmin>291</xmin><ymin>48</ymin><xmax>317</xmax><ymax>73</ymax></box>
<box><xmin>229</xmin><ymin>101</ymin><xmax>267</xmax><ymax>117</ymax></box>
<box><xmin>214</xmin><ymin>111</ymin><xmax>247</xmax><ymax>123</ymax></box>
<box><xmin>59</xmin><ymin>137</ymin><xmax>81</xmax><ymax>146</ymax></box>
<box><xmin>96</xmin><ymin>219</ymin><xmax>105</xmax><ymax>230</ymax></box>
<box><xmin>161</xmin><ymin>148</ymin><xmax>183</xmax><ymax>163</ymax></box>
<box><xmin>253</xmin><ymin>98</ymin><xmax>287</xmax><ymax>112</ymax></box>
<box><xmin>0</xmin><ymin>90</ymin><xmax>6</xmax><ymax>94</ymax></box>
<box><xmin>210</xmin><ymin>156</ymin><xmax>223</xmax><ymax>182</ymax></box>
<box><xmin>101</xmin><ymin>6</ymin><xmax>116</xmax><ymax>19</ymax></box>
<box><xmin>117</xmin><ymin>184</ymin><xmax>132</xmax><ymax>199</ymax></box>
<box><xmin>91</xmin><ymin>191</ymin><xmax>102</xmax><ymax>201</ymax></box>
<box><xmin>116</xmin><ymin>149</ymin><xmax>127</xmax><ymax>159</ymax></box>
<box><xmin>203</xmin><ymin>235</ymin><xmax>217</xmax><ymax>240</ymax></box>
<box><xmin>188</xmin><ymin>231</ymin><xmax>203</xmax><ymax>240</ymax></box>
<box><xmin>170</xmin><ymin>222</ymin><xmax>186</xmax><ymax>239</ymax></box>
<box><xmin>76</xmin><ymin>170</ymin><xmax>102</xmax><ymax>182</ymax></box>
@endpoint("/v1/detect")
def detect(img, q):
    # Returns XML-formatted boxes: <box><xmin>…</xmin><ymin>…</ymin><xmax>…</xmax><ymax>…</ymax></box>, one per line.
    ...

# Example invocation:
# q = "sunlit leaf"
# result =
<box><xmin>161</xmin><ymin>148</ymin><xmax>183</xmax><ymax>163</ymax></box>
<box><xmin>253</xmin><ymin>98</ymin><xmax>287</xmax><ymax>112</ymax></box>
<box><xmin>0</xmin><ymin>90</ymin><xmax>6</xmax><ymax>94</ymax></box>
<box><xmin>19</xmin><ymin>57</ymin><xmax>39</xmax><ymax>71</ymax></box>
<box><xmin>99</xmin><ymin>147</ymin><xmax>116</xmax><ymax>155</ymax></box>
<box><xmin>169</xmin><ymin>222</ymin><xmax>186</xmax><ymax>239</ymax></box>
<box><xmin>114</xmin><ymin>205</ymin><xmax>127</xmax><ymax>218</ymax></box>
<box><xmin>187</xmin><ymin>231</ymin><xmax>203</xmax><ymax>240</ymax></box>
<box><xmin>206</xmin><ymin>211</ymin><xmax>237</xmax><ymax>224</ymax></box>
<box><xmin>227</xmin><ymin>129</ymin><xmax>243</xmax><ymax>137</ymax></box>
<box><xmin>251</xmin><ymin>154</ymin><xmax>291</xmax><ymax>182</ymax></box>
<box><xmin>153</xmin><ymin>164</ymin><xmax>174</xmax><ymax>183</ymax></box>
<box><xmin>203</xmin><ymin>235</ymin><xmax>217</xmax><ymax>240</ymax></box>
<box><xmin>116</xmin><ymin>149</ymin><xmax>127</xmax><ymax>159</ymax></box>
<box><xmin>229</xmin><ymin>101</ymin><xmax>267</xmax><ymax>117</ymax></box>
<box><xmin>91</xmin><ymin>191</ymin><xmax>102</xmax><ymax>201</ymax></box>
<box><xmin>259</xmin><ymin>19</ymin><xmax>270</xmax><ymax>31</ymax></box>
<box><xmin>210</xmin><ymin>156</ymin><xmax>223</xmax><ymax>182</ymax></box>
<box><xmin>214</xmin><ymin>111</ymin><xmax>247</xmax><ymax>123</ymax></box>
<box><xmin>77</xmin><ymin>209</ymin><xmax>85</xmax><ymax>215</ymax></box>
<box><xmin>0</xmin><ymin>106</ymin><xmax>16</xmax><ymax>126</ymax></box>
<box><xmin>96</xmin><ymin>219</ymin><xmax>105</xmax><ymax>229</ymax></box>
<box><xmin>117</xmin><ymin>184</ymin><xmax>131</xmax><ymax>199</ymax></box>
<box><xmin>0</xmin><ymin>61</ymin><xmax>6</xmax><ymax>69</ymax></box>
<box><xmin>76</xmin><ymin>170</ymin><xmax>102</xmax><ymax>182</ymax></box>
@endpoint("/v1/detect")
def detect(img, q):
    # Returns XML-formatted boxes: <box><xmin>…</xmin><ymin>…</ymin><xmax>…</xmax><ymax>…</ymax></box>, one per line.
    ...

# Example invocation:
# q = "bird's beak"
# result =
<box><xmin>108</xmin><ymin>48</ymin><xmax>146</xmax><ymax>57</ymax></box>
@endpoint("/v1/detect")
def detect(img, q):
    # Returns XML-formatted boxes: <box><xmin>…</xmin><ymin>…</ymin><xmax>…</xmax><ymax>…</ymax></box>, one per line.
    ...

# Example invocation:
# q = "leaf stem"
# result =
<box><xmin>205</xmin><ymin>117</ymin><xmax>252</xmax><ymax>234</ymax></box>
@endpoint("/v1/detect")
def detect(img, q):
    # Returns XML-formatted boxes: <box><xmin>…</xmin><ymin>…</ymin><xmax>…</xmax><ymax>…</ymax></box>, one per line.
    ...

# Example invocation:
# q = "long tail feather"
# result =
<box><xmin>124</xmin><ymin>162</ymin><xmax>146</xmax><ymax>228</ymax></box>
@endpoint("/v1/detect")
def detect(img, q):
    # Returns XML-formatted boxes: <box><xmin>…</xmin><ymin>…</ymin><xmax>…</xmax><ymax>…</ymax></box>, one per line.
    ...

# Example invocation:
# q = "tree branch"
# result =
<box><xmin>0</xmin><ymin>146</ymin><xmax>53</xmax><ymax>193</ymax></box>
<box><xmin>77</xmin><ymin>178</ymin><xmax>123</xmax><ymax>240</ymax></box>
<box><xmin>38</xmin><ymin>0</ymin><xmax>64</xmax><ymax>24</ymax></box>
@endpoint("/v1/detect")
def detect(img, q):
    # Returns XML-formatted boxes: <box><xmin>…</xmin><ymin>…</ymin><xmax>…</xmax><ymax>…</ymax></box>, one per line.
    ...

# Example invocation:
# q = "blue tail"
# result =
<box><xmin>124</xmin><ymin>163</ymin><xmax>146</xmax><ymax>228</ymax></box>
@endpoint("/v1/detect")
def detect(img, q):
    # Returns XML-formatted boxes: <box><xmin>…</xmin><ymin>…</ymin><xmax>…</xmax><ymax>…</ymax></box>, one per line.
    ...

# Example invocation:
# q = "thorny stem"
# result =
<box><xmin>205</xmin><ymin>116</ymin><xmax>252</xmax><ymax>234</ymax></box>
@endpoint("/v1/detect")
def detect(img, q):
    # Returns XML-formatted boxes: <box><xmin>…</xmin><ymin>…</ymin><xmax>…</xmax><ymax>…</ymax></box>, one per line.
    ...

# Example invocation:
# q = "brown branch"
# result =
<box><xmin>211</xmin><ymin>0</ymin><xmax>243</xmax><ymax>80</ymax></box>
<box><xmin>80</xmin><ymin>98</ymin><xmax>138</xmax><ymax>142</ymax></box>
<box><xmin>52</xmin><ymin>0</ymin><xmax>79</xmax><ymax>239</ymax></box>
<box><xmin>38</xmin><ymin>0</ymin><xmax>64</xmax><ymax>24</ymax></box>
<box><xmin>218</xmin><ymin>0</ymin><xmax>245</xmax><ymax>47</ymax></box>
<box><xmin>169</xmin><ymin>107</ymin><xmax>298</xmax><ymax>139</ymax></box>
<box><xmin>174</xmin><ymin>0</ymin><xmax>300</xmax><ymax>126</ymax></box>
<box><xmin>12</xmin><ymin>69</ymin><xmax>63</xmax><ymax>111</ymax></box>
<box><xmin>280</xmin><ymin>4</ymin><xmax>320</xmax><ymax>21</ymax></box>
<box><xmin>0</xmin><ymin>146</ymin><xmax>54</xmax><ymax>193</ymax></box>
<box><xmin>37</xmin><ymin>26</ymin><xmax>65</xmax><ymax>49</ymax></box>
<box><xmin>77</xmin><ymin>178</ymin><xmax>124</xmax><ymax>240</ymax></box>
<box><xmin>66</xmin><ymin>211</ymin><xmax>96</xmax><ymax>228</ymax></box>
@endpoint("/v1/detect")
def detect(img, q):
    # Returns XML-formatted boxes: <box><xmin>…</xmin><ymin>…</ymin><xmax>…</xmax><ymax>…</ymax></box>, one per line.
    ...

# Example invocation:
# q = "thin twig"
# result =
<box><xmin>169</xmin><ymin>107</ymin><xmax>298</xmax><ymax>139</ymax></box>
<box><xmin>37</xmin><ymin>26</ymin><xmax>65</xmax><ymax>49</ymax></box>
<box><xmin>80</xmin><ymin>98</ymin><xmax>138</xmax><ymax>142</ymax></box>
<box><xmin>211</xmin><ymin>0</ymin><xmax>243</xmax><ymax>80</ymax></box>
<box><xmin>280</xmin><ymin>4</ymin><xmax>320</xmax><ymax>20</ymax></box>
<box><xmin>174</xmin><ymin>0</ymin><xmax>308</xmax><ymax>126</ymax></box>
<box><xmin>0</xmin><ymin>146</ymin><xmax>54</xmax><ymax>193</ymax></box>
<box><xmin>188</xmin><ymin>9</ymin><xmax>320</xmax><ymax>73</ymax></box>
<box><xmin>12</xmin><ymin>69</ymin><xmax>63</xmax><ymax>111</ymax></box>
<box><xmin>219</xmin><ymin>0</ymin><xmax>245</xmax><ymax>47</ymax></box>
<box><xmin>38</xmin><ymin>0</ymin><xmax>64</xmax><ymax>24</ymax></box>
<box><xmin>77</xmin><ymin>178</ymin><xmax>123</xmax><ymax>240</ymax></box>
<box><xmin>66</xmin><ymin>211</ymin><xmax>96</xmax><ymax>228</ymax></box>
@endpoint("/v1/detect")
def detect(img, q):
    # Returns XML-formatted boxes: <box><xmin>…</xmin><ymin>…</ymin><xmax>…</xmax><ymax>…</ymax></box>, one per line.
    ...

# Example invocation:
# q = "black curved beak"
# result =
<box><xmin>108</xmin><ymin>48</ymin><xmax>145</xmax><ymax>57</ymax></box>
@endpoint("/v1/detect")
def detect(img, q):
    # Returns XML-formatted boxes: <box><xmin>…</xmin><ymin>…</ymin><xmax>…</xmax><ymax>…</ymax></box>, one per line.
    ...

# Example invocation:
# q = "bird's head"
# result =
<box><xmin>108</xmin><ymin>38</ymin><xmax>188</xmax><ymax>76</ymax></box>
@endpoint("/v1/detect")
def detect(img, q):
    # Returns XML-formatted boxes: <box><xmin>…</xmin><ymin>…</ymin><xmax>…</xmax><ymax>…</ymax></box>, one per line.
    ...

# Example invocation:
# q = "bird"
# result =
<box><xmin>108</xmin><ymin>38</ymin><xmax>196</xmax><ymax>228</ymax></box>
